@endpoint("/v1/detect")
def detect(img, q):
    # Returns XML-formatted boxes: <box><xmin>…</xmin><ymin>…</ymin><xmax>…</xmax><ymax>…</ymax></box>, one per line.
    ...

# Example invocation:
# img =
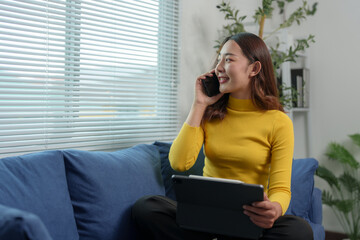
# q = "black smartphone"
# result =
<box><xmin>201</xmin><ymin>74</ymin><xmax>220</xmax><ymax>97</ymax></box>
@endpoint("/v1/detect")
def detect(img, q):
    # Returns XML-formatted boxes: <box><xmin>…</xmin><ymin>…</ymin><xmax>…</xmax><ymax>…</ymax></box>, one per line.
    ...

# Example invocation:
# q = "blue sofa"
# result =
<box><xmin>0</xmin><ymin>142</ymin><xmax>325</xmax><ymax>240</ymax></box>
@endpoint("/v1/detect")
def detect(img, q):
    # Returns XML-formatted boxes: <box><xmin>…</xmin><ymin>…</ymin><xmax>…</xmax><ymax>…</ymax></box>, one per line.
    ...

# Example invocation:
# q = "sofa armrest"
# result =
<box><xmin>308</xmin><ymin>221</ymin><xmax>325</xmax><ymax>240</ymax></box>
<box><xmin>309</xmin><ymin>187</ymin><xmax>323</xmax><ymax>225</ymax></box>
<box><xmin>0</xmin><ymin>204</ymin><xmax>52</xmax><ymax>240</ymax></box>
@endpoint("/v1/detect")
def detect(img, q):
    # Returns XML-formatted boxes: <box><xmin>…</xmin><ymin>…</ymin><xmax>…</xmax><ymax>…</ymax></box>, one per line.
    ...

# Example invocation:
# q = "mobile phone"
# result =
<box><xmin>201</xmin><ymin>74</ymin><xmax>220</xmax><ymax>97</ymax></box>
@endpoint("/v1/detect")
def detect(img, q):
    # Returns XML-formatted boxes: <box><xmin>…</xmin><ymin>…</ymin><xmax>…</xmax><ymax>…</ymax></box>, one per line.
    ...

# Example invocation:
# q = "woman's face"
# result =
<box><xmin>215</xmin><ymin>40</ymin><xmax>254</xmax><ymax>99</ymax></box>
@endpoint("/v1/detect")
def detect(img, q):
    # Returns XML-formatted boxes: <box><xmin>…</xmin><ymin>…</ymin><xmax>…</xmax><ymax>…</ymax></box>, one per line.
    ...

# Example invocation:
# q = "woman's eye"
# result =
<box><xmin>225</xmin><ymin>58</ymin><xmax>232</xmax><ymax>62</ymax></box>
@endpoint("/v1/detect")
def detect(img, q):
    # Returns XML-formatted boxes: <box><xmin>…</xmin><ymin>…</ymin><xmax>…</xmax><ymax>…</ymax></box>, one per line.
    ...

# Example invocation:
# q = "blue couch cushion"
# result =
<box><xmin>0</xmin><ymin>151</ymin><xmax>79</xmax><ymax>240</ymax></box>
<box><xmin>154</xmin><ymin>141</ymin><xmax>205</xmax><ymax>200</ymax></box>
<box><xmin>0</xmin><ymin>204</ymin><xmax>52</xmax><ymax>240</ymax></box>
<box><xmin>285</xmin><ymin>158</ymin><xmax>318</xmax><ymax>220</ymax></box>
<box><xmin>63</xmin><ymin>144</ymin><xmax>165</xmax><ymax>240</ymax></box>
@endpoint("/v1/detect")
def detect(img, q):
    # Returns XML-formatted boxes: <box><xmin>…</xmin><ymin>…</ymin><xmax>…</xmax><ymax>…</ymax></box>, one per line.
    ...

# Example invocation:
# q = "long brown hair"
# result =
<box><xmin>203</xmin><ymin>32</ymin><xmax>284</xmax><ymax>122</ymax></box>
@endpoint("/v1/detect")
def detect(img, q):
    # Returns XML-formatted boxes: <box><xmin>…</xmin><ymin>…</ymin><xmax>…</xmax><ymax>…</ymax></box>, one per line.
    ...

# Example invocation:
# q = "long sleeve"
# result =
<box><xmin>268</xmin><ymin>113</ymin><xmax>294</xmax><ymax>214</ymax></box>
<box><xmin>168</xmin><ymin>123</ymin><xmax>204</xmax><ymax>172</ymax></box>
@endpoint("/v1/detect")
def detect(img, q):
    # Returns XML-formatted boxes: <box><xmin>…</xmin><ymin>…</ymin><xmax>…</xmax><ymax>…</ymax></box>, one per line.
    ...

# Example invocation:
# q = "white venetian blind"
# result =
<box><xmin>0</xmin><ymin>0</ymin><xmax>180</xmax><ymax>158</ymax></box>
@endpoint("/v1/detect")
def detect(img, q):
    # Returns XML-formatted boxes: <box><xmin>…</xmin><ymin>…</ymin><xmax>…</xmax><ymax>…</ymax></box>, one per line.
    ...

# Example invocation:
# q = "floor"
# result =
<box><xmin>325</xmin><ymin>231</ymin><xmax>348</xmax><ymax>240</ymax></box>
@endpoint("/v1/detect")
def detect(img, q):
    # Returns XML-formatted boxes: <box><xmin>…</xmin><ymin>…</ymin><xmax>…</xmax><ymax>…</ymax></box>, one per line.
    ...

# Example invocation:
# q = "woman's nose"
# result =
<box><xmin>215</xmin><ymin>61</ymin><xmax>224</xmax><ymax>73</ymax></box>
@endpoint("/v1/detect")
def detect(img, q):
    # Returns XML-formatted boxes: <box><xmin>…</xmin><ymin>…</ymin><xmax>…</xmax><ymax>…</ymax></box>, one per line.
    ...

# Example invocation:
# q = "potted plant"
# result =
<box><xmin>215</xmin><ymin>0</ymin><xmax>318</xmax><ymax>109</ymax></box>
<box><xmin>316</xmin><ymin>134</ymin><xmax>360</xmax><ymax>240</ymax></box>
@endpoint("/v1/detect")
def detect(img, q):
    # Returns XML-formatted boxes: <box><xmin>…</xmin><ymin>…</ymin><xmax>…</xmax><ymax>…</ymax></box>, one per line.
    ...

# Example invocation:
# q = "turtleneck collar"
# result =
<box><xmin>227</xmin><ymin>95</ymin><xmax>258</xmax><ymax>111</ymax></box>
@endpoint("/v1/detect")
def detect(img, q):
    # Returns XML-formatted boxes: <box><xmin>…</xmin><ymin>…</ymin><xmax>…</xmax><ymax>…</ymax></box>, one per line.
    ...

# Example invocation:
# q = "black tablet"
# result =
<box><xmin>172</xmin><ymin>175</ymin><xmax>264</xmax><ymax>239</ymax></box>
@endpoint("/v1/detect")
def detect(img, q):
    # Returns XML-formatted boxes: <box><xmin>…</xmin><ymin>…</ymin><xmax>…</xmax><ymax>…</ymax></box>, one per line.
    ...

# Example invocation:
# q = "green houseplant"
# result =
<box><xmin>316</xmin><ymin>134</ymin><xmax>360</xmax><ymax>240</ymax></box>
<box><xmin>215</xmin><ymin>0</ymin><xmax>318</xmax><ymax>109</ymax></box>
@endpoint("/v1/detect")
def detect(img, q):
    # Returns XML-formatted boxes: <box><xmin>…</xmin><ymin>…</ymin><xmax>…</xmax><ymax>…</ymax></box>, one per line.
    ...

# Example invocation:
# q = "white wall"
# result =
<box><xmin>288</xmin><ymin>0</ymin><xmax>360</xmax><ymax>232</ymax></box>
<box><xmin>178</xmin><ymin>0</ymin><xmax>360</xmax><ymax>233</ymax></box>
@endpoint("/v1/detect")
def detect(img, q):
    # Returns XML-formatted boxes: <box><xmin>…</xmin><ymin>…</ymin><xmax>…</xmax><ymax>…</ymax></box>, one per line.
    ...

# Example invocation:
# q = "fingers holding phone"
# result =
<box><xmin>202</xmin><ymin>74</ymin><xmax>220</xmax><ymax>97</ymax></box>
<box><xmin>195</xmin><ymin>69</ymin><xmax>223</xmax><ymax>106</ymax></box>
<box><xmin>186</xmin><ymin>70</ymin><xmax>223</xmax><ymax>127</ymax></box>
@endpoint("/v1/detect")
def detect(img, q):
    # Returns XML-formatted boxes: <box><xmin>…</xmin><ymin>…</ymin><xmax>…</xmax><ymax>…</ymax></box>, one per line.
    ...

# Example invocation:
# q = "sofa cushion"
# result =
<box><xmin>308</xmin><ymin>221</ymin><xmax>325</xmax><ymax>240</ymax></box>
<box><xmin>63</xmin><ymin>144</ymin><xmax>165</xmax><ymax>240</ymax></box>
<box><xmin>0</xmin><ymin>204</ymin><xmax>52</xmax><ymax>240</ymax></box>
<box><xmin>0</xmin><ymin>151</ymin><xmax>79</xmax><ymax>240</ymax></box>
<box><xmin>285</xmin><ymin>158</ymin><xmax>318</xmax><ymax>220</ymax></box>
<box><xmin>154</xmin><ymin>141</ymin><xmax>205</xmax><ymax>200</ymax></box>
<box><xmin>309</xmin><ymin>188</ymin><xmax>323</xmax><ymax>224</ymax></box>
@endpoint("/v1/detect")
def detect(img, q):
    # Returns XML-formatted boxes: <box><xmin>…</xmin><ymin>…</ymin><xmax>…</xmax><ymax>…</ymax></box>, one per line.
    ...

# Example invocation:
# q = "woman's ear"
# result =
<box><xmin>249</xmin><ymin>61</ymin><xmax>261</xmax><ymax>77</ymax></box>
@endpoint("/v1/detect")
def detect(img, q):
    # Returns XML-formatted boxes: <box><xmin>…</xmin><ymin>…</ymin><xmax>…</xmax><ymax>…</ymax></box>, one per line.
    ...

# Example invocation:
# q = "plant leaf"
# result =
<box><xmin>326</xmin><ymin>142</ymin><xmax>359</xmax><ymax>169</ymax></box>
<box><xmin>306</xmin><ymin>2</ymin><xmax>318</xmax><ymax>16</ymax></box>
<box><xmin>322</xmin><ymin>191</ymin><xmax>354</xmax><ymax>214</ymax></box>
<box><xmin>339</xmin><ymin>172</ymin><xmax>360</xmax><ymax>193</ymax></box>
<box><xmin>321</xmin><ymin>190</ymin><xmax>334</xmax><ymax>206</ymax></box>
<box><xmin>316</xmin><ymin>166</ymin><xmax>339</xmax><ymax>189</ymax></box>
<box><xmin>262</xmin><ymin>0</ymin><xmax>274</xmax><ymax>16</ymax></box>
<box><xmin>333</xmin><ymin>199</ymin><xmax>354</xmax><ymax>213</ymax></box>
<box><xmin>349</xmin><ymin>133</ymin><xmax>360</xmax><ymax>148</ymax></box>
<box><xmin>276</xmin><ymin>1</ymin><xmax>285</xmax><ymax>14</ymax></box>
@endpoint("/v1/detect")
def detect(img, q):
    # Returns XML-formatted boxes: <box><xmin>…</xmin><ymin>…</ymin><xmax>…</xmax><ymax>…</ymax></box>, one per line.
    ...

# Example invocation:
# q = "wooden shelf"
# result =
<box><xmin>291</xmin><ymin>107</ymin><xmax>309</xmax><ymax>112</ymax></box>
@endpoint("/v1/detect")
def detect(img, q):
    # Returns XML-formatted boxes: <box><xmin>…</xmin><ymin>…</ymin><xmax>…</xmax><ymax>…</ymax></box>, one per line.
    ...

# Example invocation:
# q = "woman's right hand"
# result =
<box><xmin>185</xmin><ymin>70</ymin><xmax>223</xmax><ymax>127</ymax></box>
<box><xmin>194</xmin><ymin>69</ymin><xmax>223</xmax><ymax>107</ymax></box>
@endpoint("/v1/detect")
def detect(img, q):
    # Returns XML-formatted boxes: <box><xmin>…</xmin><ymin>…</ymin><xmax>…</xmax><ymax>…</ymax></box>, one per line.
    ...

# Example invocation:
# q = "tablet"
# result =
<box><xmin>172</xmin><ymin>174</ymin><xmax>264</xmax><ymax>239</ymax></box>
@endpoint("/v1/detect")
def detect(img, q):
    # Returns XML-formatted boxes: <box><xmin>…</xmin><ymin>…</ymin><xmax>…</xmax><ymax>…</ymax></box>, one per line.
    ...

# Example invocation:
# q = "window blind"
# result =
<box><xmin>0</xmin><ymin>0</ymin><xmax>180</xmax><ymax>158</ymax></box>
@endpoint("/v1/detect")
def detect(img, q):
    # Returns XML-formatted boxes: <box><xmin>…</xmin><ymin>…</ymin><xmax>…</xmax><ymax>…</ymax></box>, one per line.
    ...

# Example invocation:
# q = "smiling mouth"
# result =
<box><xmin>218</xmin><ymin>77</ymin><xmax>229</xmax><ymax>84</ymax></box>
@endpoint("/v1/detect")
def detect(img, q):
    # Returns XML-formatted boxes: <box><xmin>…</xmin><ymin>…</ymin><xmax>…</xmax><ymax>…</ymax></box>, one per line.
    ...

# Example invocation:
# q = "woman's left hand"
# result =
<box><xmin>243</xmin><ymin>193</ymin><xmax>282</xmax><ymax>229</ymax></box>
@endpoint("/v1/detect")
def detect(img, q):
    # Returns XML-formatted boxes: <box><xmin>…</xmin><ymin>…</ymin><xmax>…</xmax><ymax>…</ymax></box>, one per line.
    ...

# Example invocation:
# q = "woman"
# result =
<box><xmin>132</xmin><ymin>32</ymin><xmax>313</xmax><ymax>240</ymax></box>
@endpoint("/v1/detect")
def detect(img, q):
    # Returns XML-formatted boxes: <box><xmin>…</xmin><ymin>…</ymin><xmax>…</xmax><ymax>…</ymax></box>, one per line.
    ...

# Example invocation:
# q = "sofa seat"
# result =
<box><xmin>0</xmin><ymin>142</ymin><xmax>325</xmax><ymax>240</ymax></box>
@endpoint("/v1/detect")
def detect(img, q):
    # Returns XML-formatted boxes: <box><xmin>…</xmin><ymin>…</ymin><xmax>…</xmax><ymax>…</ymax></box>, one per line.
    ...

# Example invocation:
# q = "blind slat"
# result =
<box><xmin>0</xmin><ymin>78</ymin><xmax>178</xmax><ymax>88</ymax></box>
<box><xmin>0</xmin><ymin>59</ymin><xmax>179</xmax><ymax>70</ymax></box>
<box><xmin>0</xmin><ymin>27</ymin><xmax>177</xmax><ymax>53</ymax></box>
<box><xmin>0</xmin><ymin>135</ymin><xmax>173</xmax><ymax>157</ymax></box>
<box><xmin>0</xmin><ymin>69</ymin><xmax>178</xmax><ymax>82</ymax></box>
<box><xmin>2</xmin><ymin>127</ymin><xmax>177</xmax><ymax>141</ymax></box>
<box><xmin>0</xmin><ymin>41</ymin><xmax>178</xmax><ymax>60</ymax></box>
<box><xmin>0</xmin><ymin>62</ymin><xmax>178</xmax><ymax>77</ymax></box>
<box><xmin>0</xmin><ymin>98</ymin><xmax>178</xmax><ymax>104</ymax></box>
<box><xmin>0</xmin><ymin>112</ymin><xmax>179</xmax><ymax>118</ymax></box>
<box><xmin>0</xmin><ymin>131</ymin><xmax>177</xmax><ymax>148</ymax></box>
<box><xmin>0</xmin><ymin>117</ymin><xmax>179</xmax><ymax>125</ymax></box>
<box><xmin>0</xmin><ymin>123</ymin><xmax>177</xmax><ymax>132</ymax></box>
<box><xmin>0</xmin><ymin>82</ymin><xmax>176</xmax><ymax>91</ymax></box>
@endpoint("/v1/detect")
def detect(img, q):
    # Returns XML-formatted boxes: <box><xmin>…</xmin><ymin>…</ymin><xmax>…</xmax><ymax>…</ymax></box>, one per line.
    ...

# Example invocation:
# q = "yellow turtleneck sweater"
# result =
<box><xmin>169</xmin><ymin>96</ymin><xmax>294</xmax><ymax>214</ymax></box>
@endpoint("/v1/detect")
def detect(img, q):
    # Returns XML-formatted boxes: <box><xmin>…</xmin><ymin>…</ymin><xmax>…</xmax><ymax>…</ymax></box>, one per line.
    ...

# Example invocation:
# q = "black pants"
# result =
<box><xmin>132</xmin><ymin>195</ymin><xmax>314</xmax><ymax>240</ymax></box>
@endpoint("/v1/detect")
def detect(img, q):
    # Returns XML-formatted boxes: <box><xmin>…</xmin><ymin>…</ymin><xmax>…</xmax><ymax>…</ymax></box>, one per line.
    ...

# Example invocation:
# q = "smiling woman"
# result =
<box><xmin>132</xmin><ymin>32</ymin><xmax>314</xmax><ymax>240</ymax></box>
<box><xmin>203</xmin><ymin>32</ymin><xmax>283</xmax><ymax>122</ymax></box>
<box><xmin>0</xmin><ymin>0</ymin><xmax>180</xmax><ymax>157</ymax></box>
<box><xmin>216</xmin><ymin>41</ymin><xmax>257</xmax><ymax>99</ymax></box>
